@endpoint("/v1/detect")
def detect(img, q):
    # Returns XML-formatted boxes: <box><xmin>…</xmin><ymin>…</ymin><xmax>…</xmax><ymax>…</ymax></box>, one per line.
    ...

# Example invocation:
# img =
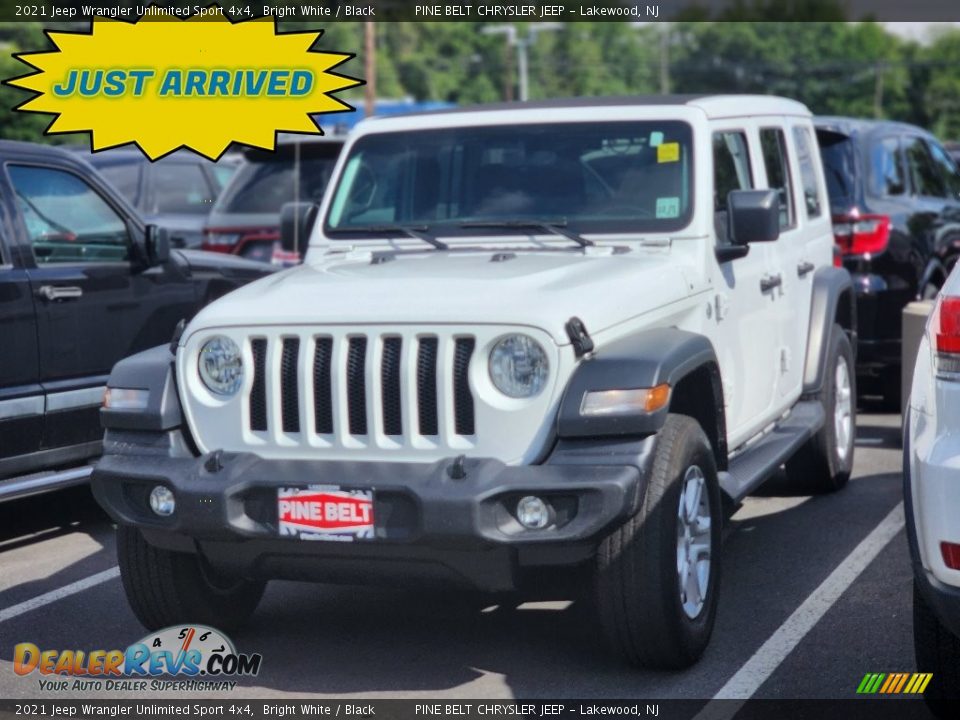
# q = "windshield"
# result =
<box><xmin>326</xmin><ymin>121</ymin><xmax>693</xmax><ymax>237</ymax></box>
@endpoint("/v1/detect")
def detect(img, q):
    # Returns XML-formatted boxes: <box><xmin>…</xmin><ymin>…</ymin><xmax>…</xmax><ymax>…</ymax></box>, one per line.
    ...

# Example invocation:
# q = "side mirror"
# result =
<box><xmin>728</xmin><ymin>189</ymin><xmax>780</xmax><ymax>245</ymax></box>
<box><xmin>280</xmin><ymin>202</ymin><xmax>318</xmax><ymax>255</ymax></box>
<box><xmin>145</xmin><ymin>225</ymin><xmax>171</xmax><ymax>265</ymax></box>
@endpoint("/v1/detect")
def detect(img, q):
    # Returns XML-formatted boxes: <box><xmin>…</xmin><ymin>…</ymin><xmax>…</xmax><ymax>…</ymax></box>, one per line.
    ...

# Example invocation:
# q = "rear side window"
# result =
<box><xmin>905</xmin><ymin>137</ymin><xmax>947</xmax><ymax>198</ymax></box>
<box><xmin>760</xmin><ymin>128</ymin><xmax>795</xmax><ymax>230</ymax></box>
<box><xmin>792</xmin><ymin>126</ymin><xmax>823</xmax><ymax>218</ymax></box>
<box><xmin>869</xmin><ymin>137</ymin><xmax>906</xmax><ymax>197</ymax></box>
<box><xmin>98</xmin><ymin>161</ymin><xmax>142</xmax><ymax>206</ymax></box>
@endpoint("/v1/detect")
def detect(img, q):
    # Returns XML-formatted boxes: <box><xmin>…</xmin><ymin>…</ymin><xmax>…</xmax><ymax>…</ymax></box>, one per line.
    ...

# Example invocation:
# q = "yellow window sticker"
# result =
<box><xmin>657</xmin><ymin>142</ymin><xmax>680</xmax><ymax>163</ymax></box>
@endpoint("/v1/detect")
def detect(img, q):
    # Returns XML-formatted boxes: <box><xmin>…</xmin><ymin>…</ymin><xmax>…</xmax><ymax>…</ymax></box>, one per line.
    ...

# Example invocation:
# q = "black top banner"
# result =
<box><xmin>3</xmin><ymin>0</ymin><xmax>960</xmax><ymax>23</ymax></box>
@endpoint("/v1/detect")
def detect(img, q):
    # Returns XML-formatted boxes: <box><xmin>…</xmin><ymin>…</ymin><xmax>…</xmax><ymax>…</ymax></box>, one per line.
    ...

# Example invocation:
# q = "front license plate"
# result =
<box><xmin>277</xmin><ymin>486</ymin><xmax>374</xmax><ymax>541</ymax></box>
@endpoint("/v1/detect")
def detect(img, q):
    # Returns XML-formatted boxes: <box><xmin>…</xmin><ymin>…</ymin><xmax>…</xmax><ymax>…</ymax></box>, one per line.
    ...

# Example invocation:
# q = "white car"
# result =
<box><xmin>93</xmin><ymin>95</ymin><xmax>856</xmax><ymax>669</ymax></box>
<box><xmin>906</xmin><ymin>275</ymin><xmax>960</xmax><ymax>703</ymax></box>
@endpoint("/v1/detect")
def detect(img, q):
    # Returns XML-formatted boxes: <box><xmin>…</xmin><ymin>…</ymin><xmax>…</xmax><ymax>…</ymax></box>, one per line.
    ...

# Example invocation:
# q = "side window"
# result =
<box><xmin>928</xmin><ymin>141</ymin><xmax>960</xmax><ymax>198</ymax></box>
<box><xmin>791</xmin><ymin>126</ymin><xmax>823</xmax><ymax>218</ymax></box>
<box><xmin>98</xmin><ymin>162</ymin><xmax>142</xmax><ymax>206</ymax></box>
<box><xmin>713</xmin><ymin>131</ymin><xmax>753</xmax><ymax>245</ymax></box>
<box><xmin>152</xmin><ymin>163</ymin><xmax>216</xmax><ymax>214</ymax></box>
<box><xmin>869</xmin><ymin>137</ymin><xmax>906</xmax><ymax>196</ymax></box>
<box><xmin>7</xmin><ymin>165</ymin><xmax>129</xmax><ymax>264</ymax></box>
<box><xmin>905</xmin><ymin>137</ymin><xmax>947</xmax><ymax>198</ymax></box>
<box><xmin>760</xmin><ymin>128</ymin><xmax>795</xmax><ymax>230</ymax></box>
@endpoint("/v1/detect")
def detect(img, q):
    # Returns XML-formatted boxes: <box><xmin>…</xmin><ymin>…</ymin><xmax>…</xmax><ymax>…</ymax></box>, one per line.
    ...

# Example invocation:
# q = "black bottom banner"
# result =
<box><xmin>0</xmin><ymin>699</ymin><xmax>949</xmax><ymax>720</ymax></box>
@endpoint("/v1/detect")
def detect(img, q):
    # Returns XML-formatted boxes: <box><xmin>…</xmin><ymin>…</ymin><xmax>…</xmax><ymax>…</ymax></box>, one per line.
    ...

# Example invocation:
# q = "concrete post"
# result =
<box><xmin>902</xmin><ymin>300</ymin><xmax>936</xmax><ymax>411</ymax></box>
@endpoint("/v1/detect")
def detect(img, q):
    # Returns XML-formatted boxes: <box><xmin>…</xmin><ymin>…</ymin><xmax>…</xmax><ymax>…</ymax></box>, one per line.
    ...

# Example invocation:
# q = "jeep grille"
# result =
<box><xmin>247</xmin><ymin>332</ymin><xmax>476</xmax><ymax>443</ymax></box>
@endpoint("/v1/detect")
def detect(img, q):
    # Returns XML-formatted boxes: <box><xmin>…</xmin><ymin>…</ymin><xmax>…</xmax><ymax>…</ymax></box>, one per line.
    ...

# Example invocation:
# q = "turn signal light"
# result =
<box><xmin>580</xmin><ymin>384</ymin><xmax>671</xmax><ymax>417</ymax></box>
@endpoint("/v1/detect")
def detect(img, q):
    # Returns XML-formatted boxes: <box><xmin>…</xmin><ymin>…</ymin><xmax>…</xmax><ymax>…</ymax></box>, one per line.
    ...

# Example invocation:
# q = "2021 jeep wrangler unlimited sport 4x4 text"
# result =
<box><xmin>92</xmin><ymin>95</ymin><xmax>856</xmax><ymax>669</ymax></box>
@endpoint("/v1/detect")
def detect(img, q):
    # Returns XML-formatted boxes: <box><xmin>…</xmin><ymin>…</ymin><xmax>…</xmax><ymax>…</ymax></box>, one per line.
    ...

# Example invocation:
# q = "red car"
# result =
<box><xmin>203</xmin><ymin>135</ymin><xmax>345</xmax><ymax>264</ymax></box>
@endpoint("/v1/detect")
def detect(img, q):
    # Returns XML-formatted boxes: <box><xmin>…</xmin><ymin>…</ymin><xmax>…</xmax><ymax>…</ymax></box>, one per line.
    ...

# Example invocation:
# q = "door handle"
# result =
<box><xmin>36</xmin><ymin>285</ymin><xmax>83</xmax><ymax>302</ymax></box>
<box><xmin>797</xmin><ymin>261</ymin><xmax>816</xmax><ymax>277</ymax></box>
<box><xmin>760</xmin><ymin>274</ymin><xmax>783</xmax><ymax>293</ymax></box>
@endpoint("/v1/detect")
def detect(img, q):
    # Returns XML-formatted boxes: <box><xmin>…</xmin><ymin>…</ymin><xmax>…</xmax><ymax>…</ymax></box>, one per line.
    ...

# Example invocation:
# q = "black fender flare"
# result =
<box><xmin>557</xmin><ymin>327</ymin><xmax>722</xmax><ymax>439</ymax></box>
<box><xmin>803</xmin><ymin>266</ymin><xmax>857</xmax><ymax>395</ymax></box>
<box><xmin>100</xmin><ymin>345</ymin><xmax>183</xmax><ymax>432</ymax></box>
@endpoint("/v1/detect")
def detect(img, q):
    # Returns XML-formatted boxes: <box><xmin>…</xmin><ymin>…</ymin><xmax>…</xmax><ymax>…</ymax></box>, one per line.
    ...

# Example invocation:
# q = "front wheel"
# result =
<box><xmin>117</xmin><ymin>525</ymin><xmax>265</xmax><ymax>632</ymax></box>
<box><xmin>593</xmin><ymin>414</ymin><xmax>722</xmax><ymax>669</ymax></box>
<box><xmin>785</xmin><ymin>324</ymin><xmax>855</xmax><ymax>493</ymax></box>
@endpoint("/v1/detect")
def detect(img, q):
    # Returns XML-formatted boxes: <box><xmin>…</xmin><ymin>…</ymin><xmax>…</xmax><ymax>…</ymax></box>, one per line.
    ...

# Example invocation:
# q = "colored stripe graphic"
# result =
<box><xmin>857</xmin><ymin>673</ymin><xmax>932</xmax><ymax>694</ymax></box>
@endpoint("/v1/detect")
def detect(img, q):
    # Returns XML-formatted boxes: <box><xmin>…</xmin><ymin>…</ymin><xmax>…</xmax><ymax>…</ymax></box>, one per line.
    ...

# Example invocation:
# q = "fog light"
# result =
<box><xmin>516</xmin><ymin>495</ymin><xmax>551</xmax><ymax>529</ymax></box>
<box><xmin>149</xmin><ymin>486</ymin><xmax>176</xmax><ymax>517</ymax></box>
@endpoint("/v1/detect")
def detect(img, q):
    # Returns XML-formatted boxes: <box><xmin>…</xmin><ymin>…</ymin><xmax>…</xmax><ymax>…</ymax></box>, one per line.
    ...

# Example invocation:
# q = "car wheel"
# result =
<box><xmin>914</xmin><ymin>581</ymin><xmax>960</xmax><ymax>710</ymax></box>
<box><xmin>785</xmin><ymin>324</ymin><xmax>855</xmax><ymax>493</ymax></box>
<box><xmin>594</xmin><ymin>414</ymin><xmax>721</xmax><ymax>669</ymax></box>
<box><xmin>117</xmin><ymin>525</ymin><xmax>265</xmax><ymax>631</ymax></box>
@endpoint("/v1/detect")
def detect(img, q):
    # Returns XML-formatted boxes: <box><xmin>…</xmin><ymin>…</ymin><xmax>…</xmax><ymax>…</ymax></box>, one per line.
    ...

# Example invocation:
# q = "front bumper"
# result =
<box><xmin>92</xmin><ymin>430</ymin><xmax>651</xmax><ymax>592</ymax></box>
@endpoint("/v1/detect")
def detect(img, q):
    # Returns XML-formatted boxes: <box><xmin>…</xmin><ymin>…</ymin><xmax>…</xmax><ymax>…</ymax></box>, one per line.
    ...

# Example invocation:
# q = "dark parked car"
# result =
<box><xmin>0</xmin><ymin>140</ymin><xmax>275</xmax><ymax>501</ymax></box>
<box><xmin>815</xmin><ymin>117</ymin><xmax>960</xmax><ymax>407</ymax></box>
<box><xmin>77</xmin><ymin>148</ymin><xmax>240</xmax><ymax>249</ymax></box>
<box><xmin>203</xmin><ymin>135</ymin><xmax>344</xmax><ymax>264</ymax></box>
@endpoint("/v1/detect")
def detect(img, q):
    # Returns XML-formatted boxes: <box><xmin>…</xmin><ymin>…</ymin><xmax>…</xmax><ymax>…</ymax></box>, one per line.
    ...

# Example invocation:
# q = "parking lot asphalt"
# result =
<box><xmin>0</xmin><ymin>411</ymin><xmax>918</xmax><ymax>705</ymax></box>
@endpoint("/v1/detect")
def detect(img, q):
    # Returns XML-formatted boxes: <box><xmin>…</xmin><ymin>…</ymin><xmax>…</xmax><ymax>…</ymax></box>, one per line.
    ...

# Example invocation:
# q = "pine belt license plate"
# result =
<box><xmin>277</xmin><ymin>486</ymin><xmax>374</xmax><ymax>541</ymax></box>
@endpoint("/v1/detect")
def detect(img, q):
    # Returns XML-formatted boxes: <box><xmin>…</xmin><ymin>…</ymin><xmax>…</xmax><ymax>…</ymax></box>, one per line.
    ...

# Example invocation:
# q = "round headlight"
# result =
<box><xmin>198</xmin><ymin>335</ymin><xmax>243</xmax><ymax>396</ymax></box>
<box><xmin>489</xmin><ymin>334</ymin><xmax>549</xmax><ymax>398</ymax></box>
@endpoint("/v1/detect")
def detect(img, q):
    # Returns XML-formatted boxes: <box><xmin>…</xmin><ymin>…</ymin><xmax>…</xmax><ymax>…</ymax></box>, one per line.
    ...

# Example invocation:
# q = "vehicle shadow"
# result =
<box><xmin>212</xmin><ymin>470</ymin><xmax>908</xmax><ymax>698</ymax></box>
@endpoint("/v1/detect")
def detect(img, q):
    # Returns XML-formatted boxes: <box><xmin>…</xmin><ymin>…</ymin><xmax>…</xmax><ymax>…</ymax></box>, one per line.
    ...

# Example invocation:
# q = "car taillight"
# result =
<box><xmin>932</xmin><ymin>295</ymin><xmax>960</xmax><ymax>378</ymax></box>
<box><xmin>833</xmin><ymin>212</ymin><xmax>890</xmax><ymax>256</ymax></box>
<box><xmin>202</xmin><ymin>230</ymin><xmax>241</xmax><ymax>253</ymax></box>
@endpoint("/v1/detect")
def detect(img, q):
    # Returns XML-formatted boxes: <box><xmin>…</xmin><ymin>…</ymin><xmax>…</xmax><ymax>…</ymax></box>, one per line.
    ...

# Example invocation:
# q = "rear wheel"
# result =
<box><xmin>117</xmin><ymin>525</ymin><xmax>265</xmax><ymax>631</ymax></box>
<box><xmin>594</xmin><ymin>414</ymin><xmax>722</xmax><ymax>669</ymax></box>
<box><xmin>785</xmin><ymin>325</ymin><xmax>855</xmax><ymax>493</ymax></box>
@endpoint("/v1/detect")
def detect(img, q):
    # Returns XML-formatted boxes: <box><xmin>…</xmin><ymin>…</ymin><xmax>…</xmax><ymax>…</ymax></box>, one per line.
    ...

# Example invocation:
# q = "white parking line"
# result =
<box><xmin>0</xmin><ymin>566</ymin><xmax>119</xmax><ymax>624</ymax></box>
<box><xmin>693</xmin><ymin>502</ymin><xmax>905</xmax><ymax>720</ymax></box>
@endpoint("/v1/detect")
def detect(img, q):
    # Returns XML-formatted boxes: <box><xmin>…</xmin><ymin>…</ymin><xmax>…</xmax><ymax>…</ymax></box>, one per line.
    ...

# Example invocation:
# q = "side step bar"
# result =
<box><xmin>718</xmin><ymin>401</ymin><xmax>825</xmax><ymax>503</ymax></box>
<box><xmin>0</xmin><ymin>465</ymin><xmax>93</xmax><ymax>503</ymax></box>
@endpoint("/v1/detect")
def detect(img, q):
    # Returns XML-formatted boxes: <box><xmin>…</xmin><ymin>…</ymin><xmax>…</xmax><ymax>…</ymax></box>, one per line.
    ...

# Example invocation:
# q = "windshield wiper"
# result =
<box><xmin>460</xmin><ymin>219</ymin><xmax>594</xmax><ymax>248</ymax></box>
<box><xmin>334</xmin><ymin>224</ymin><xmax>448</xmax><ymax>250</ymax></box>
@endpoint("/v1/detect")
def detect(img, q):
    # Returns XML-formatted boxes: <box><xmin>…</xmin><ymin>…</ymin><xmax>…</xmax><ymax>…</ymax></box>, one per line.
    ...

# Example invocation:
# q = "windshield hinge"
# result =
<box><xmin>566</xmin><ymin>317</ymin><xmax>594</xmax><ymax>358</ymax></box>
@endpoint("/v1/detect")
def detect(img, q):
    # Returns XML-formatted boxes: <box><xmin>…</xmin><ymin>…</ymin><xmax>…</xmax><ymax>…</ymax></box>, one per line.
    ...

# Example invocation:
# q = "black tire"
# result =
<box><xmin>117</xmin><ymin>525</ymin><xmax>265</xmax><ymax>632</ymax></box>
<box><xmin>784</xmin><ymin>325</ymin><xmax>855</xmax><ymax>493</ymax></box>
<box><xmin>914</xmin><ymin>580</ymin><xmax>960</xmax><ymax>711</ymax></box>
<box><xmin>594</xmin><ymin>414</ymin><xmax>722</xmax><ymax>669</ymax></box>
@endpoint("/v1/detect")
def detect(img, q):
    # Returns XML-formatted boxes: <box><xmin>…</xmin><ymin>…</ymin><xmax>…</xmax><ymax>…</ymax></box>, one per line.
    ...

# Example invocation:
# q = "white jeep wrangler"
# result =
<box><xmin>94</xmin><ymin>95</ymin><xmax>856</xmax><ymax>669</ymax></box>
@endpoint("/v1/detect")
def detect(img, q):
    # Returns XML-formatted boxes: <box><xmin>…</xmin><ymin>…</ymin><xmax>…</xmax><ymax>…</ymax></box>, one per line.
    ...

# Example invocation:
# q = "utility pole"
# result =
<box><xmin>482</xmin><ymin>23</ymin><xmax>562</xmax><ymax>102</ymax></box>
<box><xmin>873</xmin><ymin>61</ymin><xmax>884</xmax><ymax>119</ymax></box>
<box><xmin>659</xmin><ymin>24</ymin><xmax>671</xmax><ymax>94</ymax></box>
<box><xmin>364</xmin><ymin>21</ymin><xmax>376</xmax><ymax>118</ymax></box>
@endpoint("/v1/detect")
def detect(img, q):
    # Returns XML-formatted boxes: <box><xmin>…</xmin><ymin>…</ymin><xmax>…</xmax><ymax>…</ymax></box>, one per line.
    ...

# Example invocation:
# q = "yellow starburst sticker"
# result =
<box><xmin>5</xmin><ymin>6</ymin><xmax>361</xmax><ymax>160</ymax></box>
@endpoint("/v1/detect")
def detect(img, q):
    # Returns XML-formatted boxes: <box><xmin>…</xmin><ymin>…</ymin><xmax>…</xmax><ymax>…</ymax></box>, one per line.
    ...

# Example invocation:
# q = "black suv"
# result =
<box><xmin>815</xmin><ymin>117</ymin><xmax>960</xmax><ymax>408</ymax></box>
<box><xmin>0</xmin><ymin>140</ymin><xmax>274</xmax><ymax>501</ymax></box>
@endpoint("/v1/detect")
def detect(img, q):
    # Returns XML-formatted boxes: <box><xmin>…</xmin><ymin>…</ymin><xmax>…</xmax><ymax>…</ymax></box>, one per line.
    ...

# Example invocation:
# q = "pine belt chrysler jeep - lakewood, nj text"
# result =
<box><xmin>92</xmin><ymin>95</ymin><xmax>857</xmax><ymax>669</ymax></box>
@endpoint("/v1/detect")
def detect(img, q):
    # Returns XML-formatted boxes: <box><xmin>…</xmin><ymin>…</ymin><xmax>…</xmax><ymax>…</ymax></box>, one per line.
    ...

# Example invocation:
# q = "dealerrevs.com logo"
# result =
<box><xmin>14</xmin><ymin>625</ymin><xmax>261</xmax><ymax>692</ymax></box>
